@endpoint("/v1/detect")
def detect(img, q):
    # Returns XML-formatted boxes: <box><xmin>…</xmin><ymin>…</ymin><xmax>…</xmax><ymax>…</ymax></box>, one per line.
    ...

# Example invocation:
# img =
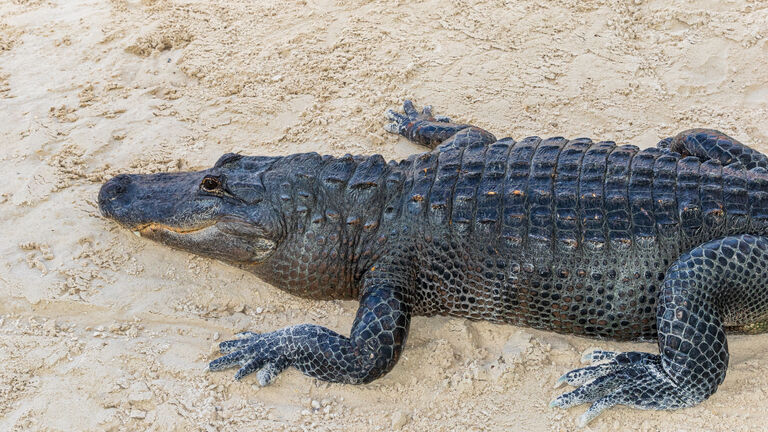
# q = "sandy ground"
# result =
<box><xmin>1</xmin><ymin>0</ymin><xmax>768</xmax><ymax>430</ymax></box>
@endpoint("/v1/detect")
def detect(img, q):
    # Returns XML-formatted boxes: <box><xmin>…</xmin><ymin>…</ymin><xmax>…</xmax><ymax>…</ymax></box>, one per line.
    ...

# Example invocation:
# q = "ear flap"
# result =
<box><xmin>227</xmin><ymin>180</ymin><xmax>266</xmax><ymax>204</ymax></box>
<box><xmin>214</xmin><ymin>153</ymin><xmax>244</xmax><ymax>168</ymax></box>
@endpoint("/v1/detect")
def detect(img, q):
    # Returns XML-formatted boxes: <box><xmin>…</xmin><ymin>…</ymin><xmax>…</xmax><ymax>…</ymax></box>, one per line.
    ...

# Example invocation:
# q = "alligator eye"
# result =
<box><xmin>201</xmin><ymin>176</ymin><xmax>221</xmax><ymax>192</ymax></box>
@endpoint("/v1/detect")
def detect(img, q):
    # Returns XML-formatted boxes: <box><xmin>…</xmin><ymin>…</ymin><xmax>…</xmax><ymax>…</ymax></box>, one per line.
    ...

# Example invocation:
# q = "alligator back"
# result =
<box><xmin>390</xmin><ymin>137</ymin><xmax>768</xmax><ymax>339</ymax></box>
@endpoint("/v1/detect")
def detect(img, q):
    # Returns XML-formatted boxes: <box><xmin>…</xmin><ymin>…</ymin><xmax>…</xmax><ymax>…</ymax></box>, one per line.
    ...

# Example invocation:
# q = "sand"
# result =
<box><xmin>1</xmin><ymin>0</ymin><xmax>767</xmax><ymax>430</ymax></box>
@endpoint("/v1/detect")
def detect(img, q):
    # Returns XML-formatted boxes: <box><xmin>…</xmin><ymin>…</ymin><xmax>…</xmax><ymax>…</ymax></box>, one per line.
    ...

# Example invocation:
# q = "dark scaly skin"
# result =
<box><xmin>98</xmin><ymin>100</ymin><xmax>768</xmax><ymax>425</ymax></box>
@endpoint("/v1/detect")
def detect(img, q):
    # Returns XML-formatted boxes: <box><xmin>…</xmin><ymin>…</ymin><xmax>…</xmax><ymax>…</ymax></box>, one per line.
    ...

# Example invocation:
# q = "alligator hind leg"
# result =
<box><xmin>551</xmin><ymin>235</ymin><xmax>768</xmax><ymax>426</ymax></box>
<box><xmin>657</xmin><ymin>128</ymin><xmax>768</xmax><ymax>169</ymax></box>
<box><xmin>385</xmin><ymin>100</ymin><xmax>496</xmax><ymax>149</ymax></box>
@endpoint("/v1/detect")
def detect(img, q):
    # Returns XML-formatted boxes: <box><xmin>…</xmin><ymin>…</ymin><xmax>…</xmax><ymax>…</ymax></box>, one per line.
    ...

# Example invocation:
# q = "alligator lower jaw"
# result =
<box><xmin>131</xmin><ymin>221</ymin><xmax>276</xmax><ymax>263</ymax></box>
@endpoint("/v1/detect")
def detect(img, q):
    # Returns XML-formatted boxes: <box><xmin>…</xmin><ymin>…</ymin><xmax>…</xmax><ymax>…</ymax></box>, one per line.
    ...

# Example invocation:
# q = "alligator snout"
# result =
<box><xmin>98</xmin><ymin>170</ymin><xmax>222</xmax><ymax>231</ymax></box>
<box><xmin>98</xmin><ymin>174</ymin><xmax>132</xmax><ymax>218</ymax></box>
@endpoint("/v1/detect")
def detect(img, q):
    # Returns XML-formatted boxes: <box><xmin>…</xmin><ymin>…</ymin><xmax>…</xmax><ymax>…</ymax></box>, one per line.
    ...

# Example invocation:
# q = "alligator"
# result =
<box><xmin>98</xmin><ymin>101</ymin><xmax>768</xmax><ymax>426</ymax></box>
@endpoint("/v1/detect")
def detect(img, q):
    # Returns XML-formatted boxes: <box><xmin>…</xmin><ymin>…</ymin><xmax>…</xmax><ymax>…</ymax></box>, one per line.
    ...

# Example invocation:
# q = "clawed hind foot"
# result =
<box><xmin>551</xmin><ymin>350</ymin><xmax>695</xmax><ymax>427</ymax></box>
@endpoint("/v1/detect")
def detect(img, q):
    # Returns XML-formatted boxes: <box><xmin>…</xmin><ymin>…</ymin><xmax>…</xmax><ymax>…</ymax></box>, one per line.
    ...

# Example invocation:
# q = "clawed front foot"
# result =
<box><xmin>208</xmin><ymin>292</ymin><xmax>410</xmax><ymax>386</ymax></box>
<box><xmin>209</xmin><ymin>329</ymin><xmax>291</xmax><ymax>385</ymax></box>
<box><xmin>551</xmin><ymin>350</ymin><xmax>694</xmax><ymax>427</ymax></box>
<box><xmin>384</xmin><ymin>99</ymin><xmax>494</xmax><ymax>149</ymax></box>
<box><xmin>384</xmin><ymin>99</ymin><xmax>451</xmax><ymax>135</ymax></box>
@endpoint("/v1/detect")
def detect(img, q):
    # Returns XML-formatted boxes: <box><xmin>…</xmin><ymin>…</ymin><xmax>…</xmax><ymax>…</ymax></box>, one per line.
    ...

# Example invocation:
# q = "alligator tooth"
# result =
<box><xmin>133</xmin><ymin>231</ymin><xmax>141</xmax><ymax>237</ymax></box>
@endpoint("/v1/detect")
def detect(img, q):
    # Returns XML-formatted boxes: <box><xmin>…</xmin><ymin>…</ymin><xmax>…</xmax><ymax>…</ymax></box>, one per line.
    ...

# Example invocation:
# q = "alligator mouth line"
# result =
<box><xmin>133</xmin><ymin>222</ymin><xmax>217</xmax><ymax>237</ymax></box>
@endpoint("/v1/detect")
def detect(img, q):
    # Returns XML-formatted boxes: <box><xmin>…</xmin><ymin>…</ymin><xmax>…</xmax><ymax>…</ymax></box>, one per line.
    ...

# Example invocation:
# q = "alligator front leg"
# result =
<box><xmin>209</xmin><ymin>273</ymin><xmax>412</xmax><ymax>385</ymax></box>
<box><xmin>385</xmin><ymin>100</ymin><xmax>496</xmax><ymax>150</ymax></box>
<box><xmin>551</xmin><ymin>235</ymin><xmax>768</xmax><ymax>426</ymax></box>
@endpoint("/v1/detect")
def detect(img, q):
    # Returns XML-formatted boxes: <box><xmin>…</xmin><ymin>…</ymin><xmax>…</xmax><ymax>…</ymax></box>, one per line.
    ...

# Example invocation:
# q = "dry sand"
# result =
<box><xmin>1</xmin><ymin>0</ymin><xmax>768</xmax><ymax>430</ymax></box>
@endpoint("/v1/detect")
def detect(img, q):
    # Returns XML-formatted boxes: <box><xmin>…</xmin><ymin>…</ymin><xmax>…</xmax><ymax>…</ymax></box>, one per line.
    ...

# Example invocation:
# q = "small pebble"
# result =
<box><xmin>391</xmin><ymin>411</ymin><xmax>409</xmax><ymax>429</ymax></box>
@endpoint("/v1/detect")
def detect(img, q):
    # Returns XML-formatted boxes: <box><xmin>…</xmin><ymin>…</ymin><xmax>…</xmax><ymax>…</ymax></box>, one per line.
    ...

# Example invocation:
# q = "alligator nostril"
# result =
<box><xmin>109</xmin><ymin>182</ymin><xmax>125</xmax><ymax>195</ymax></box>
<box><xmin>111</xmin><ymin>174</ymin><xmax>133</xmax><ymax>193</ymax></box>
<box><xmin>98</xmin><ymin>175</ymin><xmax>133</xmax><ymax>213</ymax></box>
<box><xmin>103</xmin><ymin>179</ymin><xmax>126</xmax><ymax>197</ymax></box>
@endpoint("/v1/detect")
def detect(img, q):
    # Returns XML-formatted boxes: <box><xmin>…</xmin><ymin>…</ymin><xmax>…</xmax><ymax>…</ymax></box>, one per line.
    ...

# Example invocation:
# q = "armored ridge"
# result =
<box><xmin>98</xmin><ymin>100</ymin><xmax>768</xmax><ymax>425</ymax></box>
<box><xmin>385</xmin><ymin>132</ymin><xmax>768</xmax><ymax>339</ymax></box>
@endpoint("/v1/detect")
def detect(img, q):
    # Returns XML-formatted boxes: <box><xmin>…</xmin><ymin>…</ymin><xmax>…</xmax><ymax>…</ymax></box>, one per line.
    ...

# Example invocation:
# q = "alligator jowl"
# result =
<box><xmin>98</xmin><ymin>100</ymin><xmax>768</xmax><ymax>426</ymax></box>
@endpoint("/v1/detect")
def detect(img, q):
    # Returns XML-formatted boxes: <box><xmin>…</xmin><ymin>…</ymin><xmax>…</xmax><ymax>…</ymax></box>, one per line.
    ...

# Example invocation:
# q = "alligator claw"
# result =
<box><xmin>233</xmin><ymin>355</ymin><xmax>266</xmax><ymax>380</ymax></box>
<box><xmin>236</xmin><ymin>331</ymin><xmax>259</xmax><ymax>339</ymax></box>
<box><xmin>256</xmin><ymin>359</ymin><xmax>290</xmax><ymax>386</ymax></box>
<box><xmin>383</xmin><ymin>123</ymin><xmax>401</xmax><ymax>134</ymax></box>
<box><xmin>209</xmin><ymin>347</ymin><xmax>251</xmax><ymax>371</ymax></box>
<box><xmin>386</xmin><ymin>109</ymin><xmax>406</xmax><ymax>123</ymax></box>
<box><xmin>551</xmin><ymin>373</ymin><xmax>624</xmax><ymax>409</ymax></box>
<box><xmin>557</xmin><ymin>362</ymin><xmax>623</xmax><ymax>387</ymax></box>
<box><xmin>581</xmin><ymin>349</ymin><xmax>619</xmax><ymax>364</ymax></box>
<box><xmin>403</xmin><ymin>99</ymin><xmax>418</xmax><ymax>117</ymax></box>
<box><xmin>218</xmin><ymin>337</ymin><xmax>256</xmax><ymax>353</ymax></box>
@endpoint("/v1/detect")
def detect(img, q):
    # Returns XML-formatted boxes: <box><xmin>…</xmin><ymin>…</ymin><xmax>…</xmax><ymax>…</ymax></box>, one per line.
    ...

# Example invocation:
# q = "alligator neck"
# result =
<box><xmin>248</xmin><ymin>152</ymin><xmax>401</xmax><ymax>300</ymax></box>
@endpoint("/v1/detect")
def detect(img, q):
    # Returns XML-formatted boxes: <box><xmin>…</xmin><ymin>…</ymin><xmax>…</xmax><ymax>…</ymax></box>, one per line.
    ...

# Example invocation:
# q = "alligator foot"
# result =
<box><xmin>384</xmin><ymin>100</ymin><xmax>497</xmax><ymax>149</ymax></box>
<box><xmin>550</xmin><ymin>350</ymin><xmax>692</xmax><ymax>427</ymax></box>
<box><xmin>209</xmin><ymin>330</ymin><xmax>291</xmax><ymax>385</ymax></box>
<box><xmin>384</xmin><ymin>100</ymin><xmax>451</xmax><ymax>135</ymax></box>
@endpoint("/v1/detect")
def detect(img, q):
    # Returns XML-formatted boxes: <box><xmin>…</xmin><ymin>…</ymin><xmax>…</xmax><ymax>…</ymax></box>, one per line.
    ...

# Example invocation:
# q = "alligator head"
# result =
<box><xmin>98</xmin><ymin>153</ymin><xmax>284</xmax><ymax>266</ymax></box>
